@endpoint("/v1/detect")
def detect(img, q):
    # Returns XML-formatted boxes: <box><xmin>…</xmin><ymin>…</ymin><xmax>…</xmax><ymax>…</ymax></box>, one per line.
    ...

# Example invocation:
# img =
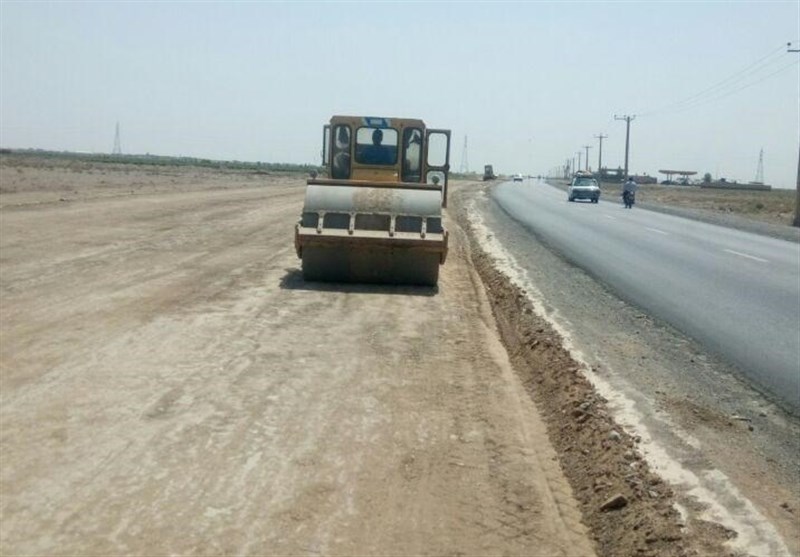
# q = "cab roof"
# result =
<box><xmin>330</xmin><ymin>115</ymin><xmax>426</xmax><ymax>129</ymax></box>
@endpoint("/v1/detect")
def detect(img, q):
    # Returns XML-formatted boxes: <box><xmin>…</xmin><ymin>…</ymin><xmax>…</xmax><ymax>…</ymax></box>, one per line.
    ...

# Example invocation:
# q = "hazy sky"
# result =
<box><xmin>2</xmin><ymin>1</ymin><xmax>799</xmax><ymax>187</ymax></box>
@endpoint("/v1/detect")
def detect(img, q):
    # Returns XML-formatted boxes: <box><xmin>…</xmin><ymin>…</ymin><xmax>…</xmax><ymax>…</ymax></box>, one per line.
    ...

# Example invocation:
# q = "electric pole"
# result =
<box><xmin>789</xmin><ymin>42</ymin><xmax>800</xmax><ymax>227</ymax></box>
<box><xmin>113</xmin><ymin>122</ymin><xmax>122</xmax><ymax>155</ymax></box>
<box><xmin>595</xmin><ymin>133</ymin><xmax>607</xmax><ymax>181</ymax></box>
<box><xmin>795</xmin><ymin>134</ymin><xmax>800</xmax><ymax>227</ymax></box>
<box><xmin>583</xmin><ymin>145</ymin><xmax>592</xmax><ymax>171</ymax></box>
<box><xmin>754</xmin><ymin>148</ymin><xmax>764</xmax><ymax>184</ymax></box>
<box><xmin>576</xmin><ymin>151</ymin><xmax>582</xmax><ymax>174</ymax></box>
<box><xmin>615</xmin><ymin>115</ymin><xmax>636</xmax><ymax>178</ymax></box>
<box><xmin>459</xmin><ymin>135</ymin><xmax>469</xmax><ymax>174</ymax></box>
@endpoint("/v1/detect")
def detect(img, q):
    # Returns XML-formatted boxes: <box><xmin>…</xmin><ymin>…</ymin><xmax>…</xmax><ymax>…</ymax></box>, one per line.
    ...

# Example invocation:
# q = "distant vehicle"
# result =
<box><xmin>512</xmin><ymin>173</ymin><xmax>524</xmax><ymax>182</ymax></box>
<box><xmin>483</xmin><ymin>164</ymin><xmax>497</xmax><ymax>181</ymax></box>
<box><xmin>568</xmin><ymin>174</ymin><xmax>600</xmax><ymax>203</ymax></box>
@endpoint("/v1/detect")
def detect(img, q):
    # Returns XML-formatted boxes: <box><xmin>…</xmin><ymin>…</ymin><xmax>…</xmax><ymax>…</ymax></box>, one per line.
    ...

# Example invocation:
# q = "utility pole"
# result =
<box><xmin>595</xmin><ymin>133</ymin><xmax>607</xmax><ymax>181</ymax></box>
<box><xmin>615</xmin><ymin>114</ymin><xmax>636</xmax><ymax>178</ymax></box>
<box><xmin>789</xmin><ymin>42</ymin><xmax>800</xmax><ymax>227</ymax></box>
<box><xmin>576</xmin><ymin>151</ymin><xmax>582</xmax><ymax>174</ymax></box>
<box><xmin>113</xmin><ymin>122</ymin><xmax>122</xmax><ymax>155</ymax></box>
<box><xmin>794</xmin><ymin>134</ymin><xmax>800</xmax><ymax>227</ymax></box>
<box><xmin>754</xmin><ymin>148</ymin><xmax>764</xmax><ymax>184</ymax></box>
<box><xmin>583</xmin><ymin>145</ymin><xmax>592</xmax><ymax>171</ymax></box>
<box><xmin>459</xmin><ymin>135</ymin><xmax>469</xmax><ymax>174</ymax></box>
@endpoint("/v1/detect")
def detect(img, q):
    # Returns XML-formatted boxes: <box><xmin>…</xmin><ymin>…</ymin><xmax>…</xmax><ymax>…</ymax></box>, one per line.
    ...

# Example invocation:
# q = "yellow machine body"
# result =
<box><xmin>295</xmin><ymin>115</ymin><xmax>451</xmax><ymax>286</ymax></box>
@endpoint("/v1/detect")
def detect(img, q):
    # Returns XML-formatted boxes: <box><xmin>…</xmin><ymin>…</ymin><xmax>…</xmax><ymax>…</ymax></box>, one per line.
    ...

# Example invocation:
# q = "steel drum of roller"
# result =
<box><xmin>295</xmin><ymin>181</ymin><xmax>447</xmax><ymax>286</ymax></box>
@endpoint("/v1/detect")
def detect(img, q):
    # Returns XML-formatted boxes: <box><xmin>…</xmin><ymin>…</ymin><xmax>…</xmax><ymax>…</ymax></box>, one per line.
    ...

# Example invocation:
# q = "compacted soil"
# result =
<box><xmin>0</xmin><ymin>155</ymin><xmax>787</xmax><ymax>556</ymax></box>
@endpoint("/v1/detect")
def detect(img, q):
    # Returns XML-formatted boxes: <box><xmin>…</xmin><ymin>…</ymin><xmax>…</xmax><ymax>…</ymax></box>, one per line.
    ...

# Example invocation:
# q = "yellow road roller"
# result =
<box><xmin>295</xmin><ymin>115</ymin><xmax>451</xmax><ymax>286</ymax></box>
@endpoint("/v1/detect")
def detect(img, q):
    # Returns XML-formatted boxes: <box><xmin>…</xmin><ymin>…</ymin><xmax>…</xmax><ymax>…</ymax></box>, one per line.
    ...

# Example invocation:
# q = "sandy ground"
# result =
<box><xmin>1</xmin><ymin>158</ymin><xmax>595</xmax><ymax>555</ymax></box>
<box><xmin>2</xmin><ymin>156</ymin><xmax>792</xmax><ymax>557</ymax></box>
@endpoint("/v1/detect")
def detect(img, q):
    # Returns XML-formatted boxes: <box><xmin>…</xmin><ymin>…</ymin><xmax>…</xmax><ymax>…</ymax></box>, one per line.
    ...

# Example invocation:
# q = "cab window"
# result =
<box><xmin>401</xmin><ymin>128</ymin><xmax>422</xmax><ymax>182</ymax></box>
<box><xmin>331</xmin><ymin>125</ymin><xmax>351</xmax><ymax>179</ymax></box>
<box><xmin>355</xmin><ymin>127</ymin><xmax>398</xmax><ymax>165</ymax></box>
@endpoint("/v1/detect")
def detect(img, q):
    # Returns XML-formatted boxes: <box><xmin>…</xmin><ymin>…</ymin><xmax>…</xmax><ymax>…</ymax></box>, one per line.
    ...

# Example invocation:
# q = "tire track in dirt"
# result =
<box><xmin>1</xmin><ymin>166</ymin><xmax>597</xmax><ymax>555</ymax></box>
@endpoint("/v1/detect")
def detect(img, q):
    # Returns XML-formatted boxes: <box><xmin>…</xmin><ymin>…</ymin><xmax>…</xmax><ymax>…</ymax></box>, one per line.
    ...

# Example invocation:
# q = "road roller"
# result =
<box><xmin>295</xmin><ymin>116</ymin><xmax>451</xmax><ymax>286</ymax></box>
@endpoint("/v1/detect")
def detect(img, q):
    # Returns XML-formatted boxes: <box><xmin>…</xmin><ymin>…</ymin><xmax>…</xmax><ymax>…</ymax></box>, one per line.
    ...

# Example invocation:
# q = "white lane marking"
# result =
<box><xmin>645</xmin><ymin>227</ymin><xmax>669</xmax><ymax>235</ymax></box>
<box><xmin>723</xmin><ymin>249</ymin><xmax>769</xmax><ymax>263</ymax></box>
<box><xmin>604</xmin><ymin>215</ymin><xmax>617</xmax><ymax>220</ymax></box>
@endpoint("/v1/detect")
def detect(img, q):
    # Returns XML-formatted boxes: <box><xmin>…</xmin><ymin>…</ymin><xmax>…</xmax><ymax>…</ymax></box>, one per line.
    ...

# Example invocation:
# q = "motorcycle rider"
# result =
<box><xmin>622</xmin><ymin>176</ymin><xmax>638</xmax><ymax>208</ymax></box>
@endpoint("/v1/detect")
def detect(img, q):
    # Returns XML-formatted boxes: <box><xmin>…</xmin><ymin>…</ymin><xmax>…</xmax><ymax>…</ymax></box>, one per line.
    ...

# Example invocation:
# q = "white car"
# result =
<box><xmin>512</xmin><ymin>174</ymin><xmax>524</xmax><ymax>182</ymax></box>
<box><xmin>568</xmin><ymin>176</ymin><xmax>600</xmax><ymax>203</ymax></box>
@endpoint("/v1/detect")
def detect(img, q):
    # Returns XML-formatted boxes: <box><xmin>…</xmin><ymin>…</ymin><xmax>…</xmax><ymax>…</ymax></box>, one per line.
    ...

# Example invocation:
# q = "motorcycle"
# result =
<box><xmin>622</xmin><ymin>190</ymin><xmax>635</xmax><ymax>209</ymax></box>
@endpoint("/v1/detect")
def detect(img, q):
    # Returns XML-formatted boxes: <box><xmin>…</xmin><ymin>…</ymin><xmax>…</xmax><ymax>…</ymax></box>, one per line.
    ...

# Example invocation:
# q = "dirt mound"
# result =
<box><xmin>461</xmin><ymin>220</ymin><xmax>735</xmax><ymax>556</ymax></box>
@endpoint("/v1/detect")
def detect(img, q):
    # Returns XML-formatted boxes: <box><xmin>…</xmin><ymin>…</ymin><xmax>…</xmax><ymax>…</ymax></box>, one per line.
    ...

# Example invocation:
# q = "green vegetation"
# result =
<box><xmin>2</xmin><ymin>148</ymin><xmax>322</xmax><ymax>174</ymax></box>
<box><xmin>450</xmin><ymin>172</ymin><xmax>481</xmax><ymax>180</ymax></box>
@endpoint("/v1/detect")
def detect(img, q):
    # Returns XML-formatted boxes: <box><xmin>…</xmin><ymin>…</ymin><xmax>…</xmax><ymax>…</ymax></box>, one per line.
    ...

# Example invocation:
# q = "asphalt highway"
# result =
<box><xmin>492</xmin><ymin>179</ymin><xmax>800</xmax><ymax>413</ymax></box>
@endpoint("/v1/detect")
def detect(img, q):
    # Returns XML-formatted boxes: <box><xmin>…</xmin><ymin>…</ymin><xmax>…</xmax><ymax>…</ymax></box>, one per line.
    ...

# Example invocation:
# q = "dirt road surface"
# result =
<box><xmin>1</xmin><ymin>163</ymin><xmax>595</xmax><ymax>555</ymax></box>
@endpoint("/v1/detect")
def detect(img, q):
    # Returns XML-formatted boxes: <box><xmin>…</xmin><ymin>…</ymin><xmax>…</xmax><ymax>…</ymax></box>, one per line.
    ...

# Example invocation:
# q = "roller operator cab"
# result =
<box><xmin>295</xmin><ymin>115</ymin><xmax>451</xmax><ymax>286</ymax></box>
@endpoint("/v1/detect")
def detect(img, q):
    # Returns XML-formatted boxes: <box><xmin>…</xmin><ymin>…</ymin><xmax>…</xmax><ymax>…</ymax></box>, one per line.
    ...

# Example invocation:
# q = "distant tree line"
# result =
<box><xmin>1</xmin><ymin>148</ymin><xmax>322</xmax><ymax>174</ymax></box>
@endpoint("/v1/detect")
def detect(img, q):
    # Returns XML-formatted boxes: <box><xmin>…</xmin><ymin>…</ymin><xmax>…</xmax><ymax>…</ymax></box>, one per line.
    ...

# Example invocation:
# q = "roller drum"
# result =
<box><xmin>296</xmin><ymin>183</ymin><xmax>446</xmax><ymax>286</ymax></box>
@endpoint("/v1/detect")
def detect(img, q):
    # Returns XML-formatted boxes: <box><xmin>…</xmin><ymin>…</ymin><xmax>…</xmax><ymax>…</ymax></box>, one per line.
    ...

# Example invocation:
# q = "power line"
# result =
<box><xmin>638</xmin><ymin>44</ymin><xmax>787</xmax><ymax>116</ymax></box>
<box><xmin>675</xmin><ymin>45</ymin><xmax>785</xmax><ymax>101</ymax></box>
<box><xmin>561</xmin><ymin>42</ymin><xmax>798</xmax><ymax>176</ymax></box>
<box><xmin>638</xmin><ymin>43</ymin><xmax>793</xmax><ymax>117</ymax></box>
<box><xmin>654</xmin><ymin>59</ymin><xmax>797</xmax><ymax>116</ymax></box>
